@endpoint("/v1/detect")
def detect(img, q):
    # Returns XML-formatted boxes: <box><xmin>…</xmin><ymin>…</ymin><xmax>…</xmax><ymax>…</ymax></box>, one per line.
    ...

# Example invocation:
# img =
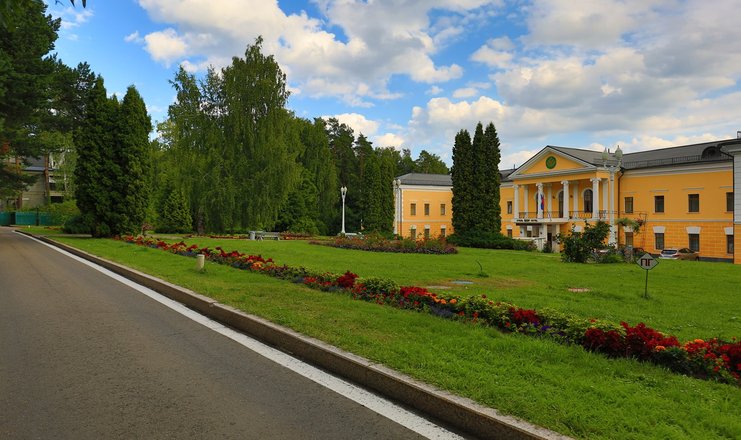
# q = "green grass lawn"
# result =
<box><xmin>48</xmin><ymin>234</ymin><xmax>741</xmax><ymax>440</ymax></box>
<box><xmin>165</xmin><ymin>236</ymin><xmax>738</xmax><ymax>340</ymax></box>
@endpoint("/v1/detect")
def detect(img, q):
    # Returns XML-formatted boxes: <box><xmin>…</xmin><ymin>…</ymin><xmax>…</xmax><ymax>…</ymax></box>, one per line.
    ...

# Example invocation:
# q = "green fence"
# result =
<box><xmin>14</xmin><ymin>212</ymin><xmax>37</xmax><ymax>226</ymax></box>
<box><xmin>0</xmin><ymin>212</ymin><xmax>11</xmax><ymax>226</ymax></box>
<box><xmin>0</xmin><ymin>211</ymin><xmax>64</xmax><ymax>226</ymax></box>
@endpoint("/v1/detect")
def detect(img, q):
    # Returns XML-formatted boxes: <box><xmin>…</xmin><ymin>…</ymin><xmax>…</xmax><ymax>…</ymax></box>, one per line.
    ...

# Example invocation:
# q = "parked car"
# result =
<box><xmin>659</xmin><ymin>248</ymin><xmax>700</xmax><ymax>261</ymax></box>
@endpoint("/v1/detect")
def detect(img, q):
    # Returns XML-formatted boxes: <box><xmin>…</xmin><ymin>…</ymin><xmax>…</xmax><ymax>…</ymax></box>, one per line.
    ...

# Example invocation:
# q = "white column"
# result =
<box><xmin>609</xmin><ymin>171</ymin><xmax>617</xmax><ymax>244</ymax></box>
<box><xmin>561</xmin><ymin>180</ymin><xmax>570</xmax><ymax>219</ymax></box>
<box><xmin>591</xmin><ymin>178</ymin><xmax>600</xmax><ymax>219</ymax></box>
<box><xmin>523</xmin><ymin>185</ymin><xmax>529</xmax><ymax>218</ymax></box>
<box><xmin>572</xmin><ymin>182</ymin><xmax>580</xmax><ymax>217</ymax></box>
<box><xmin>513</xmin><ymin>184</ymin><xmax>520</xmax><ymax>220</ymax></box>
<box><xmin>536</xmin><ymin>183</ymin><xmax>544</xmax><ymax>219</ymax></box>
<box><xmin>602</xmin><ymin>179</ymin><xmax>608</xmax><ymax>220</ymax></box>
<box><xmin>546</xmin><ymin>184</ymin><xmax>552</xmax><ymax>219</ymax></box>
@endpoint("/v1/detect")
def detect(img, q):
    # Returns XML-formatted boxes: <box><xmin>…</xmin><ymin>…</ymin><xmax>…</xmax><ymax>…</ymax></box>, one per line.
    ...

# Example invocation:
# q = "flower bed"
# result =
<box><xmin>117</xmin><ymin>235</ymin><xmax>740</xmax><ymax>386</ymax></box>
<box><xmin>312</xmin><ymin>235</ymin><xmax>458</xmax><ymax>254</ymax></box>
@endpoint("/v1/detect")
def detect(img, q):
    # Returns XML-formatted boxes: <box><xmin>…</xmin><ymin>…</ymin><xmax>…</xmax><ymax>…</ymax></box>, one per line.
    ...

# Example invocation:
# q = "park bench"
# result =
<box><xmin>253</xmin><ymin>231</ymin><xmax>280</xmax><ymax>240</ymax></box>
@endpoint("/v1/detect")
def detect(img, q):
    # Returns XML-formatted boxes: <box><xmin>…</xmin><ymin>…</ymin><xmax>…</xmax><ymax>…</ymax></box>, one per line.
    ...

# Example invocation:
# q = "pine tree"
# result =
<box><xmin>470</xmin><ymin>122</ymin><xmax>486</xmax><ymax>230</ymax></box>
<box><xmin>74</xmin><ymin>77</ymin><xmax>118</xmax><ymax>237</ymax></box>
<box><xmin>158</xmin><ymin>188</ymin><xmax>192</xmax><ymax>233</ymax></box>
<box><xmin>414</xmin><ymin>150</ymin><xmax>449</xmax><ymax>174</ymax></box>
<box><xmin>326</xmin><ymin>118</ymin><xmax>358</xmax><ymax>232</ymax></box>
<box><xmin>361</xmin><ymin>153</ymin><xmax>383</xmax><ymax>233</ymax></box>
<box><xmin>451</xmin><ymin>129</ymin><xmax>473</xmax><ymax>234</ymax></box>
<box><xmin>483</xmin><ymin>122</ymin><xmax>502</xmax><ymax>233</ymax></box>
<box><xmin>114</xmin><ymin>85</ymin><xmax>152</xmax><ymax>234</ymax></box>
<box><xmin>377</xmin><ymin>147</ymin><xmax>398</xmax><ymax>235</ymax></box>
<box><xmin>298</xmin><ymin>118</ymin><xmax>337</xmax><ymax>235</ymax></box>
<box><xmin>0</xmin><ymin>0</ymin><xmax>60</xmax><ymax>200</ymax></box>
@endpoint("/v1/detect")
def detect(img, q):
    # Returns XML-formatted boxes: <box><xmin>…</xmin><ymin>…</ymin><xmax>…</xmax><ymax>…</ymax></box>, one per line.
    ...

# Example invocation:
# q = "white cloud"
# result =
<box><xmin>453</xmin><ymin>87</ymin><xmax>478</xmax><ymax>98</ymax></box>
<box><xmin>143</xmin><ymin>28</ymin><xmax>189</xmax><ymax>66</ymax></box>
<box><xmin>427</xmin><ymin>86</ymin><xmax>443</xmax><ymax>95</ymax></box>
<box><xmin>471</xmin><ymin>37</ymin><xmax>515</xmax><ymax>68</ymax></box>
<box><xmin>136</xmin><ymin>0</ymin><xmax>492</xmax><ymax>105</ymax></box>
<box><xmin>124</xmin><ymin>31</ymin><xmax>143</xmax><ymax>43</ymax></box>
<box><xmin>325</xmin><ymin>113</ymin><xmax>379</xmax><ymax>136</ymax></box>
<box><xmin>57</xmin><ymin>7</ymin><xmax>93</xmax><ymax>30</ymax></box>
<box><xmin>374</xmin><ymin>133</ymin><xmax>406</xmax><ymax>149</ymax></box>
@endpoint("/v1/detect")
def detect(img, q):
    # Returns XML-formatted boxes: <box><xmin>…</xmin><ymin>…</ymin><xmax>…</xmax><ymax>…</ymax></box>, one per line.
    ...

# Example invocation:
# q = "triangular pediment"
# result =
<box><xmin>509</xmin><ymin>146</ymin><xmax>596</xmax><ymax>179</ymax></box>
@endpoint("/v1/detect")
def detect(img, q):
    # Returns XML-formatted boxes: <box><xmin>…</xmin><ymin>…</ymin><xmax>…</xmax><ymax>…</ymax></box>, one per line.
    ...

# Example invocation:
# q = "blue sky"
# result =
<box><xmin>46</xmin><ymin>0</ymin><xmax>741</xmax><ymax>167</ymax></box>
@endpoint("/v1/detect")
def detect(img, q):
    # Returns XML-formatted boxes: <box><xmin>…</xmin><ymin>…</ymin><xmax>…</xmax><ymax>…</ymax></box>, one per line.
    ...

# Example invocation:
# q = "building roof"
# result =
<box><xmin>620</xmin><ymin>139</ymin><xmax>733</xmax><ymax>169</ymax></box>
<box><xmin>397</xmin><ymin>173</ymin><xmax>451</xmax><ymax>186</ymax></box>
<box><xmin>547</xmin><ymin>139</ymin><xmax>734</xmax><ymax>170</ymax></box>
<box><xmin>397</xmin><ymin>169</ymin><xmax>516</xmax><ymax>186</ymax></box>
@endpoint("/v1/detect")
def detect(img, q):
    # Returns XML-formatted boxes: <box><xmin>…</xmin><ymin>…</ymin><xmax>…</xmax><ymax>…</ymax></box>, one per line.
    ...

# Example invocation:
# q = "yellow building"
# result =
<box><xmin>395</xmin><ymin>138</ymin><xmax>741</xmax><ymax>264</ymax></box>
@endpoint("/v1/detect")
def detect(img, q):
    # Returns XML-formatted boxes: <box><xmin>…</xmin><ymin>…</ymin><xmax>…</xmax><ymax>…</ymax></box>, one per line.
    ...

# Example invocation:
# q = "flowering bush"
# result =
<box><xmin>116</xmin><ymin>234</ymin><xmax>740</xmax><ymax>386</ymax></box>
<box><xmin>313</xmin><ymin>235</ymin><xmax>458</xmax><ymax>254</ymax></box>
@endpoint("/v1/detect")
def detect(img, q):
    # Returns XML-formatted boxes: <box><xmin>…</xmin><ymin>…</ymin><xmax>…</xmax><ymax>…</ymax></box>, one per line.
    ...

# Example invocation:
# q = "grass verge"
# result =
<box><xmin>51</xmin><ymin>235</ymin><xmax>741</xmax><ymax>440</ymax></box>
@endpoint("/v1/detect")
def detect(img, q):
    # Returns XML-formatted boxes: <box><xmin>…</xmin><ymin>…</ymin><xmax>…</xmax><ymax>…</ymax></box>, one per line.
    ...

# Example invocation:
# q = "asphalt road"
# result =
<box><xmin>0</xmin><ymin>228</ymin><xmax>435</xmax><ymax>439</ymax></box>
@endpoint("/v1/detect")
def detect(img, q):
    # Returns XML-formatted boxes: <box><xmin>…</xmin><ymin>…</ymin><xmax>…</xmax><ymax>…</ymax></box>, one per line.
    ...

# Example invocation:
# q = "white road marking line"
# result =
<box><xmin>20</xmin><ymin>232</ymin><xmax>464</xmax><ymax>440</ymax></box>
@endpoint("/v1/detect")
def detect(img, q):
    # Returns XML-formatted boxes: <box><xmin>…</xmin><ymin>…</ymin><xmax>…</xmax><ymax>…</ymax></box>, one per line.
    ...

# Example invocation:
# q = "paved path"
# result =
<box><xmin>0</xmin><ymin>228</ymin><xmax>448</xmax><ymax>439</ymax></box>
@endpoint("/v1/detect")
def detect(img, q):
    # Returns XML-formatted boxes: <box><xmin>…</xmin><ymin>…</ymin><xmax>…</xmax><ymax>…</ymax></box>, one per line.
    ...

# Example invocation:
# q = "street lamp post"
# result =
<box><xmin>340</xmin><ymin>185</ymin><xmax>347</xmax><ymax>235</ymax></box>
<box><xmin>602</xmin><ymin>145</ymin><xmax>623</xmax><ymax>245</ymax></box>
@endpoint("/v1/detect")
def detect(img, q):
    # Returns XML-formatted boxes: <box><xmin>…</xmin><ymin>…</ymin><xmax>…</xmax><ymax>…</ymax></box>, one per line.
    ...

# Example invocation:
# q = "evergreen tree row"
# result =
<box><xmin>451</xmin><ymin>122</ymin><xmax>502</xmax><ymax>235</ymax></box>
<box><xmin>74</xmin><ymin>79</ymin><xmax>151</xmax><ymax>237</ymax></box>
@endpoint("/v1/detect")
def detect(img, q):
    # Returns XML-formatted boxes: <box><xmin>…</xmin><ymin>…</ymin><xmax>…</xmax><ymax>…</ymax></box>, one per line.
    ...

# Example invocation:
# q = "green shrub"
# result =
<box><xmin>558</xmin><ymin>221</ymin><xmax>611</xmax><ymax>263</ymax></box>
<box><xmin>447</xmin><ymin>230</ymin><xmax>535</xmax><ymax>251</ymax></box>
<box><xmin>360</xmin><ymin>277</ymin><xmax>399</xmax><ymax>296</ymax></box>
<box><xmin>62</xmin><ymin>214</ymin><xmax>91</xmax><ymax>234</ymax></box>
<box><xmin>157</xmin><ymin>189</ymin><xmax>193</xmax><ymax>233</ymax></box>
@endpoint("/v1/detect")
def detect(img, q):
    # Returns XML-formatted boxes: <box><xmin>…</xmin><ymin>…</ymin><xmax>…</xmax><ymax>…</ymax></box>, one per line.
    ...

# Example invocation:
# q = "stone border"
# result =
<box><xmin>25</xmin><ymin>232</ymin><xmax>571</xmax><ymax>440</ymax></box>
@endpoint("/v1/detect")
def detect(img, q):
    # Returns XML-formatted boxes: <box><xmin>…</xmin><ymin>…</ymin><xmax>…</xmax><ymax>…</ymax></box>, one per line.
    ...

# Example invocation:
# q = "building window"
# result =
<box><xmin>506</xmin><ymin>201</ymin><xmax>512</xmax><ymax>214</ymax></box>
<box><xmin>727</xmin><ymin>192</ymin><xmax>734</xmax><ymax>212</ymax></box>
<box><xmin>583</xmin><ymin>189</ymin><xmax>593</xmax><ymax>213</ymax></box>
<box><xmin>410</xmin><ymin>203</ymin><xmax>416</xmax><ymax>216</ymax></box>
<box><xmin>440</xmin><ymin>204</ymin><xmax>446</xmax><ymax>216</ymax></box>
<box><xmin>507</xmin><ymin>229</ymin><xmax>513</xmax><ymax>238</ymax></box>
<box><xmin>424</xmin><ymin>203</ymin><xmax>430</xmax><ymax>216</ymax></box>
<box><xmin>558</xmin><ymin>191</ymin><xmax>564</xmax><ymax>217</ymax></box>
<box><xmin>424</xmin><ymin>226</ymin><xmax>430</xmax><ymax>239</ymax></box>
<box><xmin>688</xmin><ymin>194</ymin><xmax>699</xmax><ymax>213</ymax></box>
<box><xmin>688</xmin><ymin>233</ymin><xmax>700</xmax><ymax>252</ymax></box>
<box><xmin>410</xmin><ymin>226</ymin><xmax>417</xmax><ymax>239</ymax></box>
<box><xmin>654</xmin><ymin>195</ymin><xmax>664</xmax><ymax>213</ymax></box>
<box><xmin>624</xmin><ymin>197</ymin><xmax>633</xmax><ymax>214</ymax></box>
<box><xmin>625</xmin><ymin>232</ymin><xmax>634</xmax><ymax>247</ymax></box>
<box><xmin>655</xmin><ymin>233</ymin><xmax>665</xmax><ymax>250</ymax></box>
<box><xmin>727</xmin><ymin>235</ymin><xmax>734</xmax><ymax>254</ymax></box>
<box><xmin>440</xmin><ymin>226</ymin><xmax>446</xmax><ymax>238</ymax></box>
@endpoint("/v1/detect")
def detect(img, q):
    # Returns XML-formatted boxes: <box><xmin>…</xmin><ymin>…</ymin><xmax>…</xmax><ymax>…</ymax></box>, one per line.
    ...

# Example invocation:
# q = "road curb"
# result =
<box><xmin>26</xmin><ymin>232</ymin><xmax>571</xmax><ymax>440</ymax></box>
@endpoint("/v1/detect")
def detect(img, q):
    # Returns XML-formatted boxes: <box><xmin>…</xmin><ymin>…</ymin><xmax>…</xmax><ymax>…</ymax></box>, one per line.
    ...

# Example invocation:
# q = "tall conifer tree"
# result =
<box><xmin>451</xmin><ymin>129</ymin><xmax>473</xmax><ymax>234</ymax></box>
<box><xmin>115</xmin><ymin>85</ymin><xmax>152</xmax><ymax>234</ymax></box>
<box><xmin>74</xmin><ymin>77</ymin><xmax>117</xmax><ymax>237</ymax></box>
<box><xmin>483</xmin><ymin>122</ymin><xmax>502</xmax><ymax>233</ymax></box>
<box><xmin>470</xmin><ymin>122</ymin><xmax>486</xmax><ymax>231</ymax></box>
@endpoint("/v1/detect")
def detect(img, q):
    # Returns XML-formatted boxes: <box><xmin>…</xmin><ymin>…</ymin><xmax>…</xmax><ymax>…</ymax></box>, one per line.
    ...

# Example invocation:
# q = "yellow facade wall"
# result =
<box><xmin>399</xmin><ymin>162</ymin><xmax>735</xmax><ymax>262</ymax></box>
<box><xmin>522</xmin><ymin>154</ymin><xmax>584</xmax><ymax>175</ymax></box>
<box><xmin>618</xmin><ymin>166</ymin><xmax>732</xmax><ymax>260</ymax></box>
<box><xmin>397</xmin><ymin>188</ymin><xmax>452</xmax><ymax>238</ymax></box>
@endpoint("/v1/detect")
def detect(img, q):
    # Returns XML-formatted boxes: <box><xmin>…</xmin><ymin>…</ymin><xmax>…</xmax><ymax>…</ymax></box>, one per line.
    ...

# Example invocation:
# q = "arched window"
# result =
<box><xmin>583</xmin><ymin>189</ymin><xmax>593</xmax><ymax>214</ymax></box>
<box><xmin>557</xmin><ymin>191</ymin><xmax>564</xmax><ymax>217</ymax></box>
